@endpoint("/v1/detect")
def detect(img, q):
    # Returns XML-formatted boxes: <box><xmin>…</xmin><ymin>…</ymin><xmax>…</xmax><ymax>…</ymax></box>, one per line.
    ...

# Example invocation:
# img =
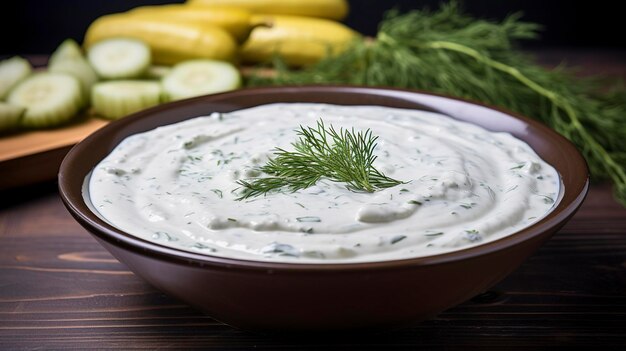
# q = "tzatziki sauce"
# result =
<box><xmin>88</xmin><ymin>103</ymin><xmax>560</xmax><ymax>263</ymax></box>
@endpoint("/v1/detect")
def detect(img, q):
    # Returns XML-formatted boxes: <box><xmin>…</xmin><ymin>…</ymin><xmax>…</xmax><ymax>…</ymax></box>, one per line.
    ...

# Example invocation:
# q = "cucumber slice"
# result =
<box><xmin>91</xmin><ymin>80</ymin><xmax>161</xmax><ymax>120</ymax></box>
<box><xmin>162</xmin><ymin>59</ymin><xmax>240</xmax><ymax>101</ymax></box>
<box><xmin>50</xmin><ymin>59</ymin><xmax>98</xmax><ymax>106</ymax></box>
<box><xmin>88</xmin><ymin>38</ymin><xmax>151</xmax><ymax>79</ymax></box>
<box><xmin>0</xmin><ymin>102</ymin><xmax>25</xmax><ymax>132</ymax></box>
<box><xmin>0</xmin><ymin>56</ymin><xmax>33</xmax><ymax>100</ymax></box>
<box><xmin>7</xmin><ymin>73</ymin><xmax>82</xmax><ymax>128</ymax></box>
<box><xmin>49</xmin><ymin>39</ymin><xmax>99</xmax><ymax>105</ymax></box>
<box><xmin>48</xmin><ymin>39</ymin><xmax>84</xmax><ymax>66</ymax></box>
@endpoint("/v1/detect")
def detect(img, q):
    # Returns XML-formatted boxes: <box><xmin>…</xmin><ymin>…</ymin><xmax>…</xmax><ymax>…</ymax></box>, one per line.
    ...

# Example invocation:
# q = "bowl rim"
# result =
<box><xmin>58</xmin><ymin>85</ymin><xmax>589</xmax><ymax>272</ymax></box>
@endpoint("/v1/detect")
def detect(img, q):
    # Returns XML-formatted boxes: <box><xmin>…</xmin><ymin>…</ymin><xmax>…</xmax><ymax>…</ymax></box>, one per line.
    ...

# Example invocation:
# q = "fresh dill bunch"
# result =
<box><xmin>247</xmin><ymin>2</ymin><xmax>626</xmax><ymax>206</ymax></box>
<box><xmin>236</xmin><ymin>120</ymin><xmax>404</xmax><ymax>200</ymax></box>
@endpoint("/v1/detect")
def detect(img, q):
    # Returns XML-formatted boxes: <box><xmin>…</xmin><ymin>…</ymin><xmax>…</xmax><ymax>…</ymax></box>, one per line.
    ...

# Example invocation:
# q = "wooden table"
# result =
<box><xmin>1</xmin><ymin>51</ymin><xmax>625</xmax><ymax>349</ymax></box>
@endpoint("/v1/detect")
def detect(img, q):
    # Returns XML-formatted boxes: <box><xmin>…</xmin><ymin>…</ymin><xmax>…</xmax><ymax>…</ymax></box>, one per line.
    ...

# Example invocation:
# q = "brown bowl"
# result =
<box><xmin>58</xmin><ymin>86</ymin><xmax>588</xmax><ymax>332</ymax></box>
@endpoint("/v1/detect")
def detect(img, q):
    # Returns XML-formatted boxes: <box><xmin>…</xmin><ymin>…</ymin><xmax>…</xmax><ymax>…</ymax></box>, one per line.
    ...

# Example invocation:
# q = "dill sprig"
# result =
<box><xmin>236</xmin><ymin>120</ymin><xmax>404</xmax><ymax>200</ymax></box>
<box><xmin>247</xmin><ymin>2</ymin><xmax>626</xmax><ymax>206</ymax></box>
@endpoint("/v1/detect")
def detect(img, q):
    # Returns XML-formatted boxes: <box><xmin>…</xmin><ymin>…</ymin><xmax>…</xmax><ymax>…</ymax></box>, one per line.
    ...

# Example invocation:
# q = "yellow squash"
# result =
<box><xmin>84</xmin><ymin>14</ymin><xmax>237</xmax><ymax>65</ymax></box>
<box><xmin>187</xmin><ymin>0</ymin><xmax>349</xmax><ymax>21</ymax></box>
<box><xmin>127</xmin><ymin>5</ymin><xmax>262</xmax><ymax>43</ymax></box>
<box><xmin>240</xmin><ymin>14</ymin><xmax>359</xmax><ymax>66</ymax></box>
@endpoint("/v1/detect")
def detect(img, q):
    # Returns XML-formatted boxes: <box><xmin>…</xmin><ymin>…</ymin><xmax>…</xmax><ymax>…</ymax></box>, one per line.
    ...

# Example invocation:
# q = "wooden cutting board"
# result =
<box><xmin>0</xmin><ymin>116</ymin><xmax>108</xmax><ymax>190</ymax></box>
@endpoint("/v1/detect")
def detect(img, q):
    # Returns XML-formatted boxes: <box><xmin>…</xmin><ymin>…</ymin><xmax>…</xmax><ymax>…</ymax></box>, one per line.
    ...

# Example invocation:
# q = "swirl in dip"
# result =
<box><xmin>88</xmin><ymin>103</ymin><xmax>560</xmax><ymax>263</ymax></box>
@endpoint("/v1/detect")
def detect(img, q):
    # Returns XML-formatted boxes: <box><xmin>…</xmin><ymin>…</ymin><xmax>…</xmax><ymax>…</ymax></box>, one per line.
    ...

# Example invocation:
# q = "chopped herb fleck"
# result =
<box><xmin>152</xmin><ymin>231</ymin><xmax>178</xmax><ymax>242</ymax></box>
<box><xmin>505</xmin><ymin>185</ymin><xmax>519</xmax><ymax>193</ymax></box>
<box><xmin>510</xmin><ymin>162</ymin><xmax>526</xmax><ymax>170</ymax></box>
<box><xmin>296</xmin><ymin>216</ymin><xmax>322</xmax><ymax>222</ymax></box>
<box><xmin>211</xmin><ymin>189</ymin><xmax>223</xmax><ymax>198</ymax></box>
<box><xmin>464</xmin><ymin>229</ymin><xmax>482</xmax><ymax>242</ymax></box>
<box><xmin>459</xmin><ymin>202</ymin><xmax>476</xmax><ymax>209</ymax></box>
<box><xmin>191</xmin><ymin>242</ymin><xmax>216</xmax><ymax>251</ymax></box>
<box><xmin>425</xmin><ymin>231</ymin><xmax>444</xmax><ymax>237</ymax></box>
<box><xmin>542</xmin><ymin>196</ymin><xmax>554</xmax><ymax>204</ymax></box>
<box><xmin>391</xmin><ymin>235</ymin><xmax>407</xmax><ymax>244</ymax></box>
<box><xmin>261</xmin><ymin>242</ymin><xmax>299</xmax><ymax>257</ymax></box>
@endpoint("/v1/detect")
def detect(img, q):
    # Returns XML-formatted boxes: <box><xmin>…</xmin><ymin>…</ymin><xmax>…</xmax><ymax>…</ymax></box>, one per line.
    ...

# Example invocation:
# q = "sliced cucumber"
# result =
<box><xmin>162</xmin><ymin>59</ymin><xmax>240</xmax><ymax>101</ymax></box>
<box><xmin>49</xmin><ymin>40</ymin><xmax>99</xmax><ymax>105</ymax></box>
<box><xmin>91</xmin><ymin>80</ymin><xmax>161</xmax><ymax>119</ymax></box>
<box><xmin>0</xmin><ymin>56</ymin><xmax>33</xmax><ymax>100</ymax></box>
<box><xmin>88</xmin><ymin>38</ymin><xmax>151</xmax><ymax>80</ymax></box>
<box><xmin>7</xmin><ymin>73</ymin><xmax>82</xmax><ymax>128</ymax></box>
<box><xmin>50</xmin><ymin>59</ymin><xmax>98</xmax><ymax>106</ymax></box>
<box><xmin>48</xmin><ymin>39</ymin><xmax>84</xmax><ymax>66</ymax></box>
<box><xmin>0</xmin><ymin>102</ymin><xmax>25</xmax><ymax>132</ymax></box>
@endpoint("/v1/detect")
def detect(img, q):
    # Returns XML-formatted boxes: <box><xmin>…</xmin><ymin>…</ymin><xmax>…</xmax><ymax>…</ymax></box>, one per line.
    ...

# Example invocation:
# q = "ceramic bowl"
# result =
<box><xmin>59</xmin><ymin>86</ymin><xmax>588</xmax><ymax>332</ymax></box>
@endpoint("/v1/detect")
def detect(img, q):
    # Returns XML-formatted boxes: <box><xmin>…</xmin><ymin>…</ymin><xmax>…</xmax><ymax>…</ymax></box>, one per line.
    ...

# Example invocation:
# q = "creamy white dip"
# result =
<box><xmin>88</xmin><ymin>103</ymin><xmax>560</xmax><ymax>263</ymax></box>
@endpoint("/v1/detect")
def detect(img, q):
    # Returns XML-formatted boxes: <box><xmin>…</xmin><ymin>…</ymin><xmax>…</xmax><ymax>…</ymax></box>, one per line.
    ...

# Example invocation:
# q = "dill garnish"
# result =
<box><xmin>248</xmin><ymin>2</ymin><xmax>626</xmax><ymax>206</ymax></box>
<box><xmin>236</xmin><ymin>119</ymin><xmax>404</xmax><ymax>200</ymax></box>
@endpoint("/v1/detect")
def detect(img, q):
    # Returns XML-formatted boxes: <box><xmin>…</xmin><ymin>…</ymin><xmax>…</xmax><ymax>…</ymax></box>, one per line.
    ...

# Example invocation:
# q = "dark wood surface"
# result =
<box><xmin>1</xmin><ymin>51</ymin><xmax>625</xmax><ymax>349</ymax></box>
